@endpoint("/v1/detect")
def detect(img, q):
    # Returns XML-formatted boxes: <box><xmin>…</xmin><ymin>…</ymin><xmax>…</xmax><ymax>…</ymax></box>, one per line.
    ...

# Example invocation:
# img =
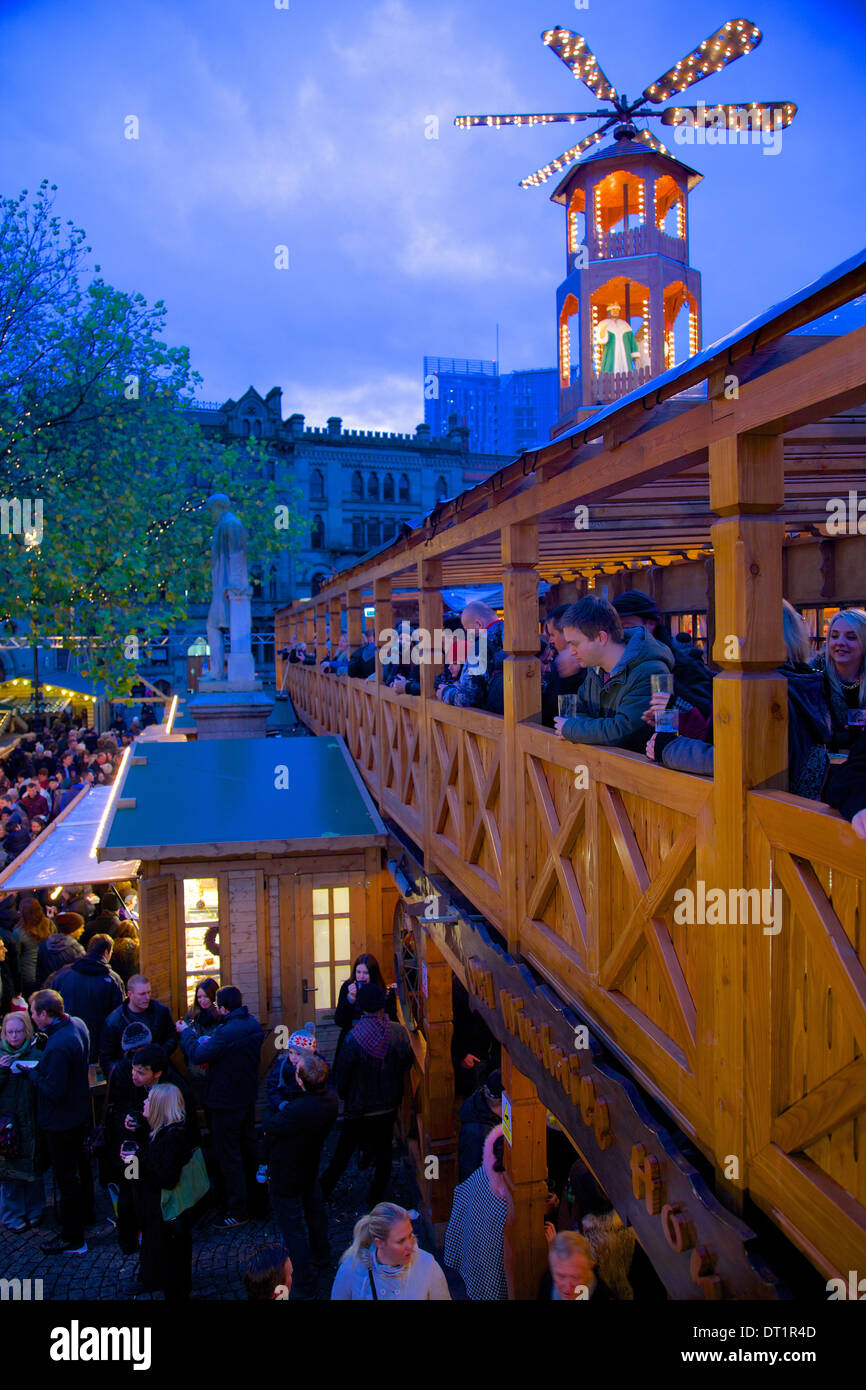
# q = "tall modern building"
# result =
<box><xmin>423</xmin><ymin>355</ymin><xmax>559</xmax><ymax>454</ymax></box>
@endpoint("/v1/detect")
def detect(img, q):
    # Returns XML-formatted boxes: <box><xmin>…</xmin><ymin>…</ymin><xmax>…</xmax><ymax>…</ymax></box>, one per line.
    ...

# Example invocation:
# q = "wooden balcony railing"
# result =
<box><xmin>277</xmin><ymin>259</ymin><xmax>866</xmax><ymax>1281</ymax></box>
<box><xmin>286</xmin><ymin>662</ymin><xmax>866</xmax><ymax>1275</ymax></box>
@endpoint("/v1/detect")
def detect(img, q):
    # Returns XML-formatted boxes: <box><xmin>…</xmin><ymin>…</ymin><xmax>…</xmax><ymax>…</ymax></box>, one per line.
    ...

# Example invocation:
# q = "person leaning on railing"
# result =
<box><xmin>645</xmin><ymin>602</ymin><xmax>833</xmax><ymax>801</ymax></box>
<box><xmin>553</xmin><ymin>597</ymin><xmax>673</xmax><ymax>751</ymax></box>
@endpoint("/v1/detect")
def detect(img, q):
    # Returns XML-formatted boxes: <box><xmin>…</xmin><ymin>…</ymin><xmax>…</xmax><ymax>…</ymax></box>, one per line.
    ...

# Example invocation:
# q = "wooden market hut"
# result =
<box><xmin>95</xmin><ymin>735</ymin><xmax>392</xmax><ymax>1046</ymax></box>
<box><xmin>275</xmin><ymin>249</ymin><xmax>866</xmax><ymax>1298</ymax></box>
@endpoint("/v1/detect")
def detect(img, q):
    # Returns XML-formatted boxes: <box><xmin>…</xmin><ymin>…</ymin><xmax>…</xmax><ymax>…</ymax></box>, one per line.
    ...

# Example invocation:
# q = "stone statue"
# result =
<box><xmin>204</xmin><ymin>493</ymin><xmax>257</xmax><ymax>685</ymax></box>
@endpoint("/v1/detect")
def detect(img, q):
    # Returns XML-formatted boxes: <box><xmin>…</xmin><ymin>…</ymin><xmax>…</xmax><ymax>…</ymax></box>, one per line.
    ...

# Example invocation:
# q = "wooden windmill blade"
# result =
<box><xmin>660</xmin><ymin>102</ymin><xmax>798</xmax><ymax>130</ymax></box>
<box><xmin>519</xmin><ymin>122</ymin><xmax>618</xmax><ymax>189</ymax></box>
<box><xmin>542</xmin><ymin>26</ymin><xmax>619</xmax><ymax>103</ymax></box>
<box><xmin>641</xmin><ymin>18</ymin><xmax>763</xmax><ymax>103</ymax></box>
<box><xmin>455</xmin><ymin>110</ymin><xmax>608</xmax><ymax>130</ymax></box>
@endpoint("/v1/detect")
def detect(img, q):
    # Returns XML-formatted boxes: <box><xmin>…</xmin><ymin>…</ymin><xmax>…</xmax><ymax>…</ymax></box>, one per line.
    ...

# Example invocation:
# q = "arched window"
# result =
<box><xmin>267</xmin><ymin>563</ymin><xmax>278</xmax><ymax>601</ymax></box>
<box><xmin>310</xmin><ymin>468</ymin><xmax>324</xmax><ymax>500</ymax></box>
<box><xmin>242</xmin><ymin>419</ymin><xmax>250</xmax><ymax>437</ymax></box>
<box><xmin>436</xmin><ymin>476</ymin><xmax>448</xmax><ymax>500</ymax></box>
<box><xmin>383</xmin><ymin>473</ymin><xmax>395</xmax><ymax>501</ymax></box>
<box><xmin>250</xmin><ymin>565</ymin><xmax>263</xmax><ymax>599</ymax></box>
<box><xmin>382</xmin><ymin>518</ymin><xmax>396</xmax><ymax>541</ymax></box>
<box><xmin>311</xmin><ymin>514</ymin><xmax>324</xmax><ymax>549</ymax></box>
<box><xmin>252</xmin><ymin>419</ymin><xmax>261</xmax><ymax>438</ymax></box>
<box><xmin>264</xmin><ymin>456</ymin><xmax>275</xmax><ymax>481</ymax></box>
<box><xmin>367</xmin><ymin>473</ymin><xmax>379</xmax><ymax>500</ymax></box>
<box><xmin>398</xmin><ymin>473</ymin><xmax>410</xmax><ymax>502</ymax></box>
<box><xmin>367</xmin><ymin>518</ymin><xmax>380</xmax><ymax>547</ymax></box>
<box><xmin>311</xmin><ymin>573</ymin><xmax>328</xmax><ymax>597</ymax></box>
<box><xmin>351</xmin><ymin>470</ymin><xmax>363</xmax><ymax>499</ymax></box>
<box><xmin>352</xmin><ymin>518</ymin><xmax>365</xmax><ymax>550</ymax></box>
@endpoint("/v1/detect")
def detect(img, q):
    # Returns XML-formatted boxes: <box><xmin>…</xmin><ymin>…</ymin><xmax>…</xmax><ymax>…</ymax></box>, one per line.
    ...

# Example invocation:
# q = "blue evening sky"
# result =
<box><xmin>2</xmin><ymin>0</ymin><xmax>863</xmax><ymax>431</ymax></box>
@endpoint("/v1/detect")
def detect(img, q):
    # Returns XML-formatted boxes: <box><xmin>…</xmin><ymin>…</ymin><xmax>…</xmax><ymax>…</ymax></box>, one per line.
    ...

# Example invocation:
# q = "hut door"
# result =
<box><xmin>298</xmin><ymin>874</ymin><xmax>353</xmax><ymax>1060</ymax></box>
<box><xmin>139</xmin><ymin>873</ymin><xmax>179</xmax><ymax>1017</ymax></box>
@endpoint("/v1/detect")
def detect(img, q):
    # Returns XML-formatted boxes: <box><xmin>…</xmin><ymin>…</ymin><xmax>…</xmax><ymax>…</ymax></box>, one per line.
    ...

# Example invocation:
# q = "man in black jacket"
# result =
<box><xmin>53</xmin><ymin>935</ymin><xmax>124</xmax><ymax>1062</ymax></box>
<box><xmin>26</xmin><ymin>989</ymin><xmax>93</xmax><ymax>1254</ymax></box>
<box><xmin>99</xmin><ymin>975</ymin><xmax>177</xmax><ymax>1077</ymax></box>
<box><xmin>177</xmin><ymin>984</ymin><xmax>264</xmax><ymax>1227</ymax></box>
<box><xmin>263</xmin><ymin>1053</ymin><xmax>338</xmax><ymax>1299</ymax></box>
<box><xmin>320</xmin><ymin>983</ymin><xmax>412</xmax><ymax>1207</ymax></box>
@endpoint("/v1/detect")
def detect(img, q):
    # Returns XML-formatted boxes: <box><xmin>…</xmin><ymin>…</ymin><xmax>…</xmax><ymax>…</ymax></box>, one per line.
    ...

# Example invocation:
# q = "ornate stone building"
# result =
<box><xmin>187</xmin><ymin>386</ymin><xmax>511</xmax><ymax>604</ymax></box>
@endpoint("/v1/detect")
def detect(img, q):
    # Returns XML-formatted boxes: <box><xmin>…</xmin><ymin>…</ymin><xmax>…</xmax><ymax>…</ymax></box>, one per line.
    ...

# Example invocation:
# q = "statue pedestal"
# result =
<box><xmin>188</xmin><ymin>685</ymin><xmax>273</xmax><ymax>740</ymax></box>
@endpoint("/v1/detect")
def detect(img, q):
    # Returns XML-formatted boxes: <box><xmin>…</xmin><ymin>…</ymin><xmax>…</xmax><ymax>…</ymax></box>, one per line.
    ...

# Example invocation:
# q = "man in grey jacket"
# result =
<box><xmin>554</xmin><ymin>596</ymin><xmax>673</xmax><ymax>751</ymax></box>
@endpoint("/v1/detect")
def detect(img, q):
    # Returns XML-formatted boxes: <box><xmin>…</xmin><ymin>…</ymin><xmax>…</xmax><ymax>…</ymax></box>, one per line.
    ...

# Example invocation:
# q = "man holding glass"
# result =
<box><xmin>553</xmin><ymin>597</ymin><xmax>674</xmax><ymax>751</ymax></box>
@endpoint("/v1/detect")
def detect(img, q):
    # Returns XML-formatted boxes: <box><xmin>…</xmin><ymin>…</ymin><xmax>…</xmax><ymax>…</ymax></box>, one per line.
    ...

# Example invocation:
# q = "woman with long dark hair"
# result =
<box><xmin>333</xmin><ymin>953</ymin><xmax>397</xmax><ymax>1061</ymax></box>
<box><xmin>182</xmin><ymin>978</ymin><xmax>220</xmax><ymax>1103</ymax></box>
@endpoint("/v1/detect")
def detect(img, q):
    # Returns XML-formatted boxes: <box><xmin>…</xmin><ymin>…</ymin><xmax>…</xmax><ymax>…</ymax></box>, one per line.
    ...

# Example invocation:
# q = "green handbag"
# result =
<box><xmin>161</xmin><ymin>1146</ymin><xmax>210</xmax><ymax>1222</ymax></box>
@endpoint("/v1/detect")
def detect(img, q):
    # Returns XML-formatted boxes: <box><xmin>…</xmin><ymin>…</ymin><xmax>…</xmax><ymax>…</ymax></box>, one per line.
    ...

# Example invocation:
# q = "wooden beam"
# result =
<box><xmin>709</xmin><ymin>431</ymin><xmax>787</xmax><ymax>1212</ymax></box>
<box><xmin>501</xmin><ymin>1048</ymin><xmax>550</xmax><ymax>1301</ymax></box>
<box><xmin>501</xmin><ymin>522</ymin><xmax>540</xmax><ymax>955</ymax></box>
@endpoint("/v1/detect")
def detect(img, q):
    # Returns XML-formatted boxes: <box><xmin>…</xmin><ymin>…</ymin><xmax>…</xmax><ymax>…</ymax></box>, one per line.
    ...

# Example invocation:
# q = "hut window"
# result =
<box><xmin>311</xmin><ymin>883</ymin><xmax>351</xmax><ymax>1010</ymax></box>
<box><xmin>182</xmin><ymin>877</ymin><xmax>221</xmax><ymax>1008</ymax></box>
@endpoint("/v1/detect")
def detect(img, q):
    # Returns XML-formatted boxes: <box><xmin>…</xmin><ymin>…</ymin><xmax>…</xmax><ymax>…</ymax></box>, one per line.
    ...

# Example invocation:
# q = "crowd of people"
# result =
<box><xmin>0</xmin><ymin>909</ymin><xmax>657</xmax><ymax>1302</ymax></box>
<box><xmin>281</xmin><ymin>596</ymin><xmax>866</xmax><ymax>832</ymax></box>
<box><xmin>0</xmin><ymin>710</ymin><xmax>155</xmax><ymax>871</ymax></box>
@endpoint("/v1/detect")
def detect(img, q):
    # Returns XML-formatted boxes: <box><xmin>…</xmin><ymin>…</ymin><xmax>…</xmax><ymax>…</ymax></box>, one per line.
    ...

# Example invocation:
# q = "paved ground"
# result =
<box><xmin>0</xmin><ymin>1123</ymin><xmax>456</xmax><ymax>1301</ymax></box>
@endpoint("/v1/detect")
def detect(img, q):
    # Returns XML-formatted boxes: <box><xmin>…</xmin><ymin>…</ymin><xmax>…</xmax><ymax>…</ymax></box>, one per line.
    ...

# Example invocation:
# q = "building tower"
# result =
<box><xmin>551</xmin><ymin>133</ymin><xmax>703</xmax><ymax>435</ymax></box>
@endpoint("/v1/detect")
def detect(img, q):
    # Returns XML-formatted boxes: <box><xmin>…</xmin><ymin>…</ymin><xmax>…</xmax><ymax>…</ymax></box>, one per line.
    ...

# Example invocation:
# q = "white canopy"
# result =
<box><xmin>0</xmin><ymin>786</ymin><xmax>139</xmax><ymax>893</ymax></box>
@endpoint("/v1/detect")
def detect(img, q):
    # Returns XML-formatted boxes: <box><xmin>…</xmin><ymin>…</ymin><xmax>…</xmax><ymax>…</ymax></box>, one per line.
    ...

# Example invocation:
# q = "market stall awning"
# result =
<box><xmin>0</xmin><ymin>786</ymin><xmax>140</xmax><ymax>893</ymax></box>
<box><xmin>96</xmin><ymin>735</ymin><xmax>387</xmax><ymax>861</ymax></box>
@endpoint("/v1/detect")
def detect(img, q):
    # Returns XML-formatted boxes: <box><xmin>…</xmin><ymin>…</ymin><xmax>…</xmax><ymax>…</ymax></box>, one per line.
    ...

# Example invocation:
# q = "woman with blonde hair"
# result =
<box><xmin>0</xmin><ymin>1010</ymin><xmax>45</xmax><ymax>1231</ymax></box>
<box><xmin>811</xmin><ymin>608</ymin><xmax>866</xmax><ymax>748</ymax></box>
<box><xmin>331</xmin><ymin>1202</ymin><xmax>450</xmax><ymax>1300</ymax></box>
<box><xmin>128</xmin><ymin>1082</ymin><xmax>195</xmax><ymax>1300</ymax></box>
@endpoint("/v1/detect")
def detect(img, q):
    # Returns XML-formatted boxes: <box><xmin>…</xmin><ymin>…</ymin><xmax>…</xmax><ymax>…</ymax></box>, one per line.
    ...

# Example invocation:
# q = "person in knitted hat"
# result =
<box><xmin>36</xmin><ymin>912</ymin><xmax>84</xmax><ymax>988</ymax></box>
<box><xmin>320</xmin><ymin>984</ymin><xmax>412</xmax><ymax>1207</ymax></box>
<box><xmin>612</xmin><ymin>590</ymin><xmax>712</xmax><ymax>718</ymax></box>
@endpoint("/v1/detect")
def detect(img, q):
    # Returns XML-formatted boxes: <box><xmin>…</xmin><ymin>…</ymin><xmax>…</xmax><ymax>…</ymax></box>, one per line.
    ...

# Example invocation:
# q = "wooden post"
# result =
<box><xmin>500</xmin><ymin>522</ymin><xmax>541</xmax><ymax>953</ymax></box>
<box><xmin>346</xmin><ymin>589</ymin><xmax>363</xmax><ymax>661</ymax></box>
<box><xmin>374</xmin><ymin>576</ymin><xmax>392</xmax><ymax>813</ymax></box>
<box><xmin>303</xmin><ymin>604</ymin><xmax>315</xmax><ymax>649</ymax></box>
<box><xmin>315</xmin><ymin>603</ymin><xmax>327</xmax><ymax>665</ymax></box>
<box><xmin>417</xmin><ymin>558</ymin><xmax>442</xmax><ymax>865</ymax></box>
<box><xmin>708</xmin><ymin>431</ymin><xmax>786</xmax><ymax>1212</ymax></box>
<box><xmin>420</xmin><ymin>929</ymin><xmax>457</xmax><ymax>1233</ymax></box>
<box><xmin>328</xmin><ymin>595</ymin><xmax>342</xmax><ymax>652</ymax></box>
<box><xmin>501</xmin><ymin>1047</ymin><xmax>550</xmax><ymax>1300</ymax></box>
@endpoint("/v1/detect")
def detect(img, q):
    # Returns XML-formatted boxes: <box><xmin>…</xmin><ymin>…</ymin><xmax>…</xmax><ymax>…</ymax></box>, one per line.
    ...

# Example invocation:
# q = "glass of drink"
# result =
<box><xmin>558</xmin><ymin>694</ymin><xmax>579</xmax><ymax>719</ymax></box>
<box><xmin>650</xmin><ymin>673</ymin><xmax>679</xmax><ymax>733</ymax></box>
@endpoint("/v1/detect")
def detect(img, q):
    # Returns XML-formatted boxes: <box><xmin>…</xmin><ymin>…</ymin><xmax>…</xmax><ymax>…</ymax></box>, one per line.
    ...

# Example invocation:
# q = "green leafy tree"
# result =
<box><xmin>0</xmin><ymin>181</ymin><xmax>303</xmax><ymax>695</ymax></box>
